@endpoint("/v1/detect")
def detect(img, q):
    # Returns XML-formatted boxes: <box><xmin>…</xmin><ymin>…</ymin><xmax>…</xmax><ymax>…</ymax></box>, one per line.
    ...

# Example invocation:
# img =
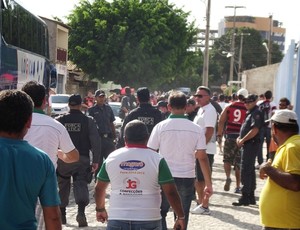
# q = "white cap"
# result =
<box><xmin>267</xmin><ymin>109</ymin><xmax>298</xmax><ymax>124</ymax></box>
<box><xmin>237</xmin><ymin>88</ymin><xmax>248</xmax><ymax>98</ymax></box>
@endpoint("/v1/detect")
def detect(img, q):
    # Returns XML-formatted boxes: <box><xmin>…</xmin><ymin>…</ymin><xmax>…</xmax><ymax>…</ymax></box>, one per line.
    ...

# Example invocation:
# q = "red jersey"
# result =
<box><xmin>225</xmin><ymin>101</ymin><xmax>247</xmax><ymax>134</ymax></box>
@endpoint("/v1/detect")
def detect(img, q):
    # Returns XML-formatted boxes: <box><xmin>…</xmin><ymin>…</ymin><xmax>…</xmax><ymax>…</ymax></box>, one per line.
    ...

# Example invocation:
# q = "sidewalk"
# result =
<box><xmin>62</xmin><ymin>150</ymin><xmax>266</xmax><ymax>230</ymax></box>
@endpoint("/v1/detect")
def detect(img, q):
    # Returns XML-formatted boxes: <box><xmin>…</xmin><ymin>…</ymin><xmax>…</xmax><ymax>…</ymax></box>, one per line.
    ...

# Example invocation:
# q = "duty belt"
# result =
<box><xmin>225</xmin><ymin>134</ymin><xmax>239</xmax><ymax>139</ymax></box>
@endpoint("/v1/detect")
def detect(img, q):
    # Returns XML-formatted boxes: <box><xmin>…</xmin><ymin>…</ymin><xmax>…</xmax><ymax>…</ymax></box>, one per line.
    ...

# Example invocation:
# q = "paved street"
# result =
<box><xmin>62</xmin><ymin>147</ymin><xmax>266</xmax><ymax>230</ymax></box>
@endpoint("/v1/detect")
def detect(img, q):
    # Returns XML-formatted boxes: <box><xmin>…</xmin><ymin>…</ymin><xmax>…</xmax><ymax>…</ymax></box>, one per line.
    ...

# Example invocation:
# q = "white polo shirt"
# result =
<box><xmin>147</xmin><ymin>115</ymin><xmax>206</xmax><ymax>178</ymax></box>
<box><xmin>24</xmin><ymin>112</ymin><xmax>75</xmax><ymax>168</ymax></box>
<box><xmin>194</xmin><ymin>103</ymin><xmax>217</xmax><ymax>155</ymax></box>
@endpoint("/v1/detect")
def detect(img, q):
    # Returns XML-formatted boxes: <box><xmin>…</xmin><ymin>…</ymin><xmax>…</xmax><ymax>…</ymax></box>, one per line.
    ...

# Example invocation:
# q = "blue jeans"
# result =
<box><xmin>161</xmin><ymin>177</ymin><xmax>194</xmax><ymax>230</ymax></box>
<box><xmin>107</xmin><ymin>219</ymin><xmax>162</xmax><ymax>230</ymax></box>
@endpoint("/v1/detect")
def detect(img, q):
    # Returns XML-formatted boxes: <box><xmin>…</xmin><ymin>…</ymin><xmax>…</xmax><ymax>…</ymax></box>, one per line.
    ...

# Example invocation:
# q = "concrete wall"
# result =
<box><xmin>242</xmin><ymin>63</ymin><xmax>280</xmax><ymax>95</ymax></box>
<box><xmin>44</xmin><ymin>20</ymin><xmax>57</xmax><ymax>64</ymax></box>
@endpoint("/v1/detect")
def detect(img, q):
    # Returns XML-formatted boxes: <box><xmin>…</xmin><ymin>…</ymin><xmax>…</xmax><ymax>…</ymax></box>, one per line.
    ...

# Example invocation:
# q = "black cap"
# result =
<box><xmin>69</xmin><ymin>94</ymin><xmax>82</xmax><ymax>106</ymax></box>
<box><xmin>95</xmin><ymin>89</ymin><xmax>105</xmax><ymax>97</ymax></box>
<box><xmin>125</xmin><ymin>120</ymin><xmax>149</xmax><ymax>142</ymax></box>
<box><xmin>244</xmin><ymin>94</ymin><xmax>258</xmax><ymax>103</ymax></box>
<box><xmin>156</xmin><ymin>101</ymin><xmax>168</xmax><ymax>108</ymax></box>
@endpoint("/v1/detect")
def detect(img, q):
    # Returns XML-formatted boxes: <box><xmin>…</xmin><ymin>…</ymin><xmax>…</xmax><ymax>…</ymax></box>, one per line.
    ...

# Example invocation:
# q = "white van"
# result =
<box><xmin>49</xmin><ymin>94</ymin><xmax>70</xmax><ymax>117</ymax></box>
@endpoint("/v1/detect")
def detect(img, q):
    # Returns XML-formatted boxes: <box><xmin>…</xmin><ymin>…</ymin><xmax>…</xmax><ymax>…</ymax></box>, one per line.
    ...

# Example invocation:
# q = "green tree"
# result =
<box><xmin>209</xmin><ymin>27</ymin><xmax>283</xmax><ymax>84</ymax></box>
<box><xmin>67</xmin><ymin>0</ymin><xmax>199</xmax><ymax>89</ymax></box>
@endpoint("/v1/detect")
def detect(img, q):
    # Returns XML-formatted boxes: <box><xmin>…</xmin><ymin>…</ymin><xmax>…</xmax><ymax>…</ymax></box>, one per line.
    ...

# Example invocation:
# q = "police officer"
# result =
<box><xmin>88</xmin><ymin>89</ymin><xmax>116</xmax><ymax>176</ymax></box>
<box><xmin>117</xmin><ymin>87</ymin><xmax>162</xmax><ymax>148</ymax></box>
<box><xmin>232</xmin><ymin>94</ymin><xmax>263</xmax><ymax>206</ymax></box>
<box><xmin>56</xmin><ymin>94</ymin><xmax>101</xmax><ymax>227</ymax></box>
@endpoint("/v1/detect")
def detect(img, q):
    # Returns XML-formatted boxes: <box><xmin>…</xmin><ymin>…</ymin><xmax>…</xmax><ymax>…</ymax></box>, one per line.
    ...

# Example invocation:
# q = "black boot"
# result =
<box><xmin>60</xmin><ymin>207</ymin><xmax>66</xmax><ymax>225</ymax></box>
<box><xmin>249</xmin><ymin>191</ymin><xmax>256</xmax><ymax>205</ymax></box>
<box><xmin>77</xmin><ymin>204</ymin><xmax>88</xmax><ymax>227</ymax></box>
<box><xmin>232</xmin><ymin>193</ymin><xmax>250</xmax><ymax>206</ymax></box>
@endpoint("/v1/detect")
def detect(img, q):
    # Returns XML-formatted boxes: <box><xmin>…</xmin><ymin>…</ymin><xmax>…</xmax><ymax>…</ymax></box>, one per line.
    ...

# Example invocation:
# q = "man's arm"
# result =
<box><xmin>88</xmin><ymin>117</ymin><xmax>101</xmax><ymax>171</ymax></box>
<box><xmin>236</xmin><ymin>127</ymin><xmax>259</xmax><ymax>148</ymax></box>
<box><xmin>110</xmin><ymin>122</ymin><xmax>116</xmax><ymax>139</ymax></box>
<box><xmin>43</xmin><ymin>206</ymin><xmax>62</xmax><ymax>230</ymax></box>
<box><xmin>161</xmin><ymin>183</ymin><xmax>186</xmax><ymax>230</ymax></box>
<box><xmin>259</xmin><ymin>162</ymin><xmax>300</xmax><ymax>191</ymax></box>
<box><xmin>95</xmin><ymin>180</ymin><xmax>109</xmax><ymax>223</ymax></box>
<box><xmin>217</xmin><ymin>107</ymin><xmax>228</xmax><ymax>136</ymax></box>
<box><xmin>57</xmin><ymin>148</ymin><xmax>79</xmax><ymax>163</ymax></box>
<box><xmin>205</xmin><ymin>127</ymin><xmax>214</xmax><ymax>145</ymax></box>
<box><xmin>195</xmin><ymin>149</ymin><xmax>213</xmax><ymax>197</ymax></box>
<box><xmin>55</xmin><ymin>118</ymin><xmax>80</xmax><ymax>163</ymax></box>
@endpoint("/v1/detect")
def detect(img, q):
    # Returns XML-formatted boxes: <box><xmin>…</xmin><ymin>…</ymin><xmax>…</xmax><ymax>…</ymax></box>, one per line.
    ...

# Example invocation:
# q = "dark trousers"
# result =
<box><xmin>161</xmin><ymin>177</ymin><xmax>194</xmax><ymax>230</ymax></box>
<box><xmin>241</xmin><ymin>141</ymin><xmax>260</xmax><ymax>194</ymax></box>
<box><xmin>95</xmin><ymin>137</ymin><xmax>115</xmax><ymax>178</ymax></box>
<box><xmin>257</xmin><ymin>126</ymin><xmax>271</xmax><ymax>164</ymax></box>
<box><xmin>57</xmin><ymin>156</ymin><xmax>91</xmax><ymax>208</ymax></box>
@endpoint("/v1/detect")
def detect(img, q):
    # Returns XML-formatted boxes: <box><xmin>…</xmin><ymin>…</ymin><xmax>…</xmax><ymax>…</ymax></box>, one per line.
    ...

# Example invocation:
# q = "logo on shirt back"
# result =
<box><xmin>65</xmin><ymin>123</ymin><xmax>81</xmax><ymax>132</ymax></box>
<box><xmin>119</xmin><ymin>177</ymin><xmax>143</xmax><ymax>195</ymax></box>
<box><xmin>138</xmin><ymin>117</ymin><xmax>154</xmax><ymax>125</ymax></box>
<box><xmin>120</xmin><ymin>160</ymin><xmax>145</xmax><ymax>170</ymax></box>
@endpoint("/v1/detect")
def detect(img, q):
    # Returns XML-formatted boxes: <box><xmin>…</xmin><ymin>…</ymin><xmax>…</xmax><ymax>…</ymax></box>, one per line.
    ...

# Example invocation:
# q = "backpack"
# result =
<box><xmin>258</xmin><ymin>101</ymin><xmax>271</xmax><ymax>126</ymax></box>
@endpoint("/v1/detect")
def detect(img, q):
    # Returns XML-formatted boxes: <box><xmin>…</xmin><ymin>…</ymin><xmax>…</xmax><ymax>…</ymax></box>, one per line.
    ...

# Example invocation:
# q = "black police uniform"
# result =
<box><xmin>56</xmin><ymin>109</ymin><xmax>101</xmax><ymax>218</ymax></box>
<box><xmin>117</xmin><ymin>103</ymin><xmax>162</xmax><ymax>148</ymax></box>
<box><xmin>88</xmin><ymin>103</ymin><xmax>116</xmax><ymax>176</ymax></box>
<box><xmin>239</xmin><ymin>105</ymin><xmax>263</xmax><ymax>199</ymax></box>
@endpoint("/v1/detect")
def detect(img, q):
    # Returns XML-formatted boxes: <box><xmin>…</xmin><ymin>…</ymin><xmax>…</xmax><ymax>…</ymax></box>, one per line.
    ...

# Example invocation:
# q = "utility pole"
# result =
<box><xmin>225</xmin><ymin>6</ymin><xmax>245</xmax><ymax>94</ymax></box>
<box><xmin>267</xmin><ymin>14</ymin><xmax>273</xmax><ymax>65</ymax></box>
<box><xmin>238</xmin><ymin>33</ymin><xmax>250</xmax><ymax>83</ymax></box>
<box><xmin>202</xmin><ymin>0</ymin><xmax>211</xmax><ymax>87</ymax></box>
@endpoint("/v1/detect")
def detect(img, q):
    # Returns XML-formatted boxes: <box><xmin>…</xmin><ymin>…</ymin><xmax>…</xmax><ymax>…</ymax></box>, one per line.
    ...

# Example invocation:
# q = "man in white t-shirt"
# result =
<box><xmin>95</xmin><ymin>120</ymin><xmax>186</xmax><ymax>230</ymax></box>
<box><xmin>192</xmin><ymin>86</ymin><xmax>217</xmax><ymax>215</ymax></box>
<box><xmin>22</xmin><ymin>81</ymin><xmax>79</xmax><ymax>230</ymax></box>
<box><xmin>147</xmin><ymin>91</ymin><xmax>213</xmax><ymax>230</ymax></box>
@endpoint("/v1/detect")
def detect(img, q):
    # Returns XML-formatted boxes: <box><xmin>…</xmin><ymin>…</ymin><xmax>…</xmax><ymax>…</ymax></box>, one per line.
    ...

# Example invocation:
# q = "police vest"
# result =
<box><xmin>225</xmin><ymin>101</ymin><xmax>247</xmax><ymax>134</ymax></box>
<box><xmin>57</xmin><ymin>111</ymin><xmax>90</xmax><ymax>157</ymax></box>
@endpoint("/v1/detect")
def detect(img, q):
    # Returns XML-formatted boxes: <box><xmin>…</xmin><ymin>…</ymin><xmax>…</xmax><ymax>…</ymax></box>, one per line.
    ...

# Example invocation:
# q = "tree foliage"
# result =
<box><xmin>209</xmin><ymin>27</ymin><xmax>283</xmax><ymax>83</ymax></box>
<box><xmin>68</xmin><ymin>0</ymin><xmax>199</xmax><ymax>89</ymax></box>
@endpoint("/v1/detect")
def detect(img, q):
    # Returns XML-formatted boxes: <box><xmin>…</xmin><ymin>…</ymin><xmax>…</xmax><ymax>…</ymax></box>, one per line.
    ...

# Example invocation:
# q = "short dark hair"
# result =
<box><xmin>264</xmin><ymin>90</ymin><xmax>272</xmax><ymax>99</ymax></box>
<box><xmin>21</xmin><ymin>81</ymin><xmax>46</xmax><ymax>107</ymax></box>
<box><xmin>0</xmin><ymin>90</ymin><xmax>33</xmax><ymax>133</ymax></box>
<box><xmin>168</xmin><ymin>91</ymin><xmax>187</xmax><ymax>109</ymax></box>
<box><xmin>219</xmin><ymin>94</ymin><xmax>225</xmax><ymax>101</ymax></box>
<box><xmin>125</xmin><ymin>86</ymin><xmax>131</xmax><ymax>95</ymax></box>
<box><xmin>279</xmin><ymin>97</ymin><xmax>290</xmax><ymax>106</ymax></box>
<box><xmin>273</xmin><ymin>121</ymin><xmax>299</xmax><ymax>133</ymax></box>
<box><xmin>137</xmin><ymin>87</ymin><xmax>150</xmax><ymax>103</ymax></box>
<box><xmin>125</xmin><ymin>120</ymin><xmax>149</xmax><ymax>143</ymax></box>
<box><xmin>237</xmin><ymin>95</ymin><xmax>244</xmax><ymax>100</ymax></box>
<box><xmin>197</xmin><ymin>86</ymin><xmax>211</xmax><ymax>96</ymax></box>
<box><xmin>187</xmin><ymin>98</ymin><xmax>196</xmax><ymax>106</ymax></box>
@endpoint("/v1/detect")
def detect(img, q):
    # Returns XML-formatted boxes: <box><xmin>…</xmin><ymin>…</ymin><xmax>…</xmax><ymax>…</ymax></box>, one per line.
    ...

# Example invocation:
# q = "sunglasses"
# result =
<box><xmin>244</xmin><ymin>100</ymin><xmax>254</xmax><ymax>104</ymax></box>
<box><xmin>194</xmin><ymin>94</ymin><xmax>209</xmax><ymax>98</ymax></box>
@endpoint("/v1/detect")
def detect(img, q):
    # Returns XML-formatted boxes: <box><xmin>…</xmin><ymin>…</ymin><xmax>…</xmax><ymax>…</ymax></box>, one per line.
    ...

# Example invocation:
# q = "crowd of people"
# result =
<box><xmin>0</xmin><ymin>82</ymin><xmax>299</xmax><ymax>230</ymax></box>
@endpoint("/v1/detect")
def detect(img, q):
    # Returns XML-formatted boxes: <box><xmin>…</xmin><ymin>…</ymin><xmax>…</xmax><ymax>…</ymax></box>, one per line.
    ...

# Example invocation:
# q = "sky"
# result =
<box><xmin>20</xmin><ymin>0</ymin><xmax>300</xmax><ymax>52</ymax></box>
